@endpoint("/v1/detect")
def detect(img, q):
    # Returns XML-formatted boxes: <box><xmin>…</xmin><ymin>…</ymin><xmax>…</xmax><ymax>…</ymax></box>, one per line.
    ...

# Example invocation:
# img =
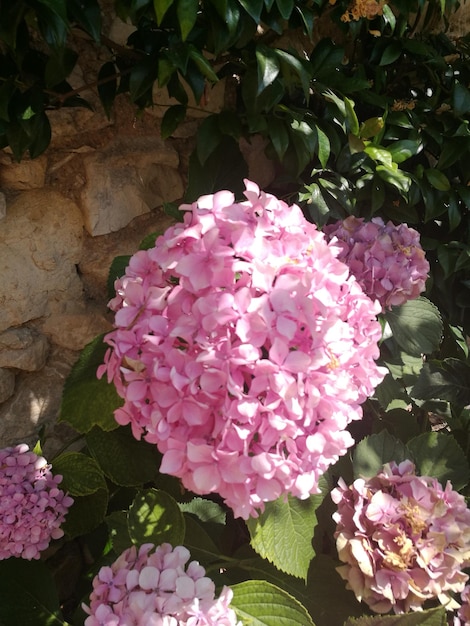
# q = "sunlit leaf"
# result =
<box><xmin>128</xmin><ymin>489</ymin><xmax>185</xmax><ymax>546</ymax></box>
<box><xmin>385</xmin><ymin>298</ymin><xmax>443</xmax><ymax>357</ymax></box>
<box><xmin>353</xmin><ymin>431</ymin><xmax>411</xmax><ymax>479</ymax></box>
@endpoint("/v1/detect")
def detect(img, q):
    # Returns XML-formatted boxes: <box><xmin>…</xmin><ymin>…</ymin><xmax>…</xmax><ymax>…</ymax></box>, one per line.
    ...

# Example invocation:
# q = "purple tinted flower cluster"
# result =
<box><xmin>332</xmin><ymin>460</ymin><xmax>470</xmax><ymax>614</ymax></box>
<box><xmin>323</xmin><ymin>216</ymin><xmax>429</xmax><ymax>310</ymax></box>
<box><xmin>83</xmin><ymin>543</ymin><xmax>241</xmax><ymax>626</ymax></box>
<box><xmin>99</xmin><ymin>180</ymin><xmax>386</xmax><ymax>519</ymax></box>
<box><xmin>0</xmin><ymin>444</ymin><xmax>73</xmax><ymax>560</ymax></box>
<box><xmin>458</xmin><ymin>586</ymin><xmax>470</xmax><ymax>625</ymax></box>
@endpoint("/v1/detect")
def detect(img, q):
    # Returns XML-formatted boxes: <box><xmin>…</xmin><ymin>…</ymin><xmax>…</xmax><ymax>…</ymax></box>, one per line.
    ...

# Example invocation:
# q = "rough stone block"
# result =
<box><xmin>80</xmin><ymin>136</ymin><xmax>183</xmax><ymax>236</ymax></box>
<box><xmin>0</xmin><ymin>154</ymin><xmax>47</xmax><ymax>190</ymax></box>
<box><xmin>0</xmin><ymin>369</ymin><xmax>15</xmax><ymax>404</ymax></box>
<box><xmin>0</xmin><ymin>189</ymin><xmax>84</xmax><ymax>332</ymax></box>
<box><xmin>0</xmin><ymin>327</ymin><xmax>49</xmax><ymax>371</ymax></box>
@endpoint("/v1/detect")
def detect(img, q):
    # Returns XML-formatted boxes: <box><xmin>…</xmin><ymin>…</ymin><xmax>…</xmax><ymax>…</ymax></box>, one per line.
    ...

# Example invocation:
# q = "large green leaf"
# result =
<box><xmin>353</xmin><ymin>431</ymin><xmax>411</xmax><ymax>479</ymax></box>
<box><xmin>246</xmin><ymin>493</ymin><xmax>323</xmax><ymax>580</ymax></box>
<box><xmin>231</xmin><ymin>580</ymin><xmax>315</xmax><ymax>626</ymax></box>
<box><xmin>51</xmin><ymin>451</ymin><xmax>107</xmax><ymax>496</ymax></box>
<box><xmin>128</xmin><ymin>489</ymin><xmax>186</xmax><ymax>546</ymax></box>
<box><xmin>385</xmin><ymin>298</ymin><xmax>443</xmax><ymax>357</ymax></box>
<box><xmin>59</xmin><ymin>334</ymin><xmax>122</xmax><ymax>433</ymax></box>
<box><xmin>177</xmin><ymin>0</ymin><xmax>198</xmax><ymax>40</ymax></box>
<box><xmin>256</xmin><ymin>45</ymin><xmax>281</xmax><ymax>94</ymax></box>
<box><xmin>62</xmin><ymin>488</ymin><xmax>108</xmax><ymax>539</ymax></box>
<box><xmin>86</xmin><ymin>425</ymin><xmax>160</xmax><ymax>486</ymax></box>
<box><xmin>0</xmin><ymin>559</ymin><xmax>69</xmax><ymax>626</ymax></box>
<box><xmin>407</xmin><ymin>431</ymin><xmax>470</xmax><ymax>490</ymax></box>
<box><xmin>344</xmin><ymin>606</ymin><xmax>446</xmax><ymax>625</ymax></box>
<box><xmin>411</xmin><ymin>358</ymin><xmax>470</xmax><ymax>407</ymax></box>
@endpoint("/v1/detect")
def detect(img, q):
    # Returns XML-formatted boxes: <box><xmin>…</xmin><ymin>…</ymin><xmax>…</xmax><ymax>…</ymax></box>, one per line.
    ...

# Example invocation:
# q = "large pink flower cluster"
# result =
<box><xmin>0</xmin><ymin>444</ymin><xmax>73</xmax><ymax>560</ymax></box>
<box><xmin>332</xmin><ymin>460</ymin><xmax>470</xmax><ymax>614</ymax></box>
<box><xmin>83</xmin><ymin>543</ymin><xmax>241</xmax><ymax>626</ymax></box>
<box><xmin>323</xmin><ymin>215</ymin><xmax>429</xmax><ymax>310</ymax></box>
<box><xmin>99</xmin><ymin>180</ymin><xmax>386</xmax><ymax>518</ymax></box>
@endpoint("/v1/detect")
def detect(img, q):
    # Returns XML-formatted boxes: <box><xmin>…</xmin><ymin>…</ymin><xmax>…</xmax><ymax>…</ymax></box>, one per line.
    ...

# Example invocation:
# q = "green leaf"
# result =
<box><xmin>246</xmin><ymin>493</ymin><xmax>322</xmax><ymax>580</ymax></box>
<box><xmin>129</xmin><ymin>60</ymin><xmax>157</xmax><ymax>103</ymax></box>
<box><xmin>186</xmin><ymin>136</ymin><xmax>248</xmax><ymax>201</ymax></box>
<box><xmin>453</xmin><ymin>82</ymin><xmax>470</xmax><ymax>117</ymax></box>
<box><xmin>344</xmin><ymin>606</ymin><xmax>446</xmax><ymax>625</ymax></box>
<box><xmin>238</xmin><ymin>0</ymin><xmax>264</xmax><ymax>22</ymax></box>
<box><xmin>183</xmin><ymin>513</ymin><xmax>222</xmax><ymax>565</ymax></box>
<box><xmin>59</xmin><ymin>334</ymin><xmax>122</xmax><ymax>433</ymax></box>
<box><xmin>387</xmin><ymin>139</ymin><xmax>421</xmax><ymax>163</ymax></box>
<box><xmin>178</xmin><ymin>497</ymin><xmax>226</xmax><ymax>524</ymax></box>
<box><xmin>177</xmin><ymin>0</ymin><xmax>198</xmax><ymax>41</ymax></box>
<box><xmin>274</xmin><ymin>48</ymin><xmax>311</xmax><ymax>101</ymax></box>
<box><xmin>161</xmin><ymin>104</ymin><xmax>187</xmax><ymax>139</ymax></box>
<box><xmin>62</xmin><ymin>488</ymin><xmax>108</xmax><ymax>538</ymax></box>
<box><xmin>268</xmin><ymin>116</ymin><xmax>289</xmax><ymax>161</ymax></box>
<box><xmin>306</xmin><ymin>554</ymin><xmax>363</xmax><ymax>625</ymax></box>
<box><xmin>105</xmin><ymin>510</ymin><xmax>134</xmax><ymax>554</ymax></box>
<box><xmin>98</xmin><ymin>61</ymin><xmax>117</xmax><ymax>119</ymax></box>
<box><xmin>385</xmin><ymin>298</ymin><xmax>443</xmax><ymax>357</ymax></box>
<box><xmin>107</xmin><ymin>254</ymin><xmax>131</xmax><ymax>299</ymax></box>
<box><xmin>411</xmin><ymin>358</ymin><xmax>470</xmax><ymax>407</ymax></box>
<box><xmin>196</xmin><ymin>114</ymin><xmax>222</xmax><ymax>164</ymax></box>
<box><xmin>128</xmin><ymin>488</ymin><xmax>186</xmax><ymax>546</ymax></box>
<box><xmin>0</xmin><ymin>559</ymin><xmax>68</xmax><ymax>626</ymax></box>
<box><xmin>51</xmin><ymin>451</ymin><xmax>107</xmax><ymax>496</ymax></box>
<box><xmin>407</xmin><ymin>431</ymin><xmax>470</xmax><ymax>490</ymax></box>
<box><xmin>315</xmin><ymin>124</ymin><xmax>330</xmax><ymax>168</ymax></box>
<box><xmin>86</xmin><ymin>425</ymin><xmax>160</xmax><ymax>486</ymax></box>
<box><xmin>188</xmin><ymin>48</ymin><xmax>219</xmax><ymax>82</ymax></box>
<box><xmin>424</xmin><ymin>168</ymin><xmax>450</xmax><ymax>192</ymax></box>
<box><xmin>231</xmin><ymin>580</ymin><xmax>315</xmax><ymax>626</ymax></box>
<box><xmin>45</xmin><ymin>47</ymin><xmax>78</xmax><ymax>87</ymax></box>
<box><xmin>379</xmin><ymin>42</ymin><xmax>402</xmax><ymax>66</ymax></box>
<box><xmin>256</xmin><ymin>45</ymin><xmax>281</xmax><ymax>95</ymax></box>
<box><xmin>353</xmin><ymin>431</ymin><xmax>411</xmax><ymax>479</ymax></box>
<box><xmin>275</xmin><ymin>0</ymin><xmax>294</xmax><ymax>19</ymax></box>
<box><xmin>67</xmin><ymin>0</ymin><xmax>102</xmax><ymax>42</ymax></box>
<box><xmin>154</xmin><ymin>0</ymin><xmax>174</xmax><ymax>24</ymax></box>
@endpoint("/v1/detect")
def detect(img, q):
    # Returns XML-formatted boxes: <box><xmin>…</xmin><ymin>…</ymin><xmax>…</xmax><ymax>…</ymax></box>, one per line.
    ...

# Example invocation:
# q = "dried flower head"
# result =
<box><xmin>339</xmin><ymin>0</ymin><xmax>388</xmax><ymax>22</ymax></box>
<box><xmin>83</xmin><ymin>543</ymin><xmax>241</xmax><ymax>626</ymax></box>
<box><xmin>332</xmin><ymin>461</ymin><xmax>470</xmax><ymax>614</ymax></box>
<box><xmin>0</xmin><ymin>444</ymin><xmax>73</xmax><ymax>560</ymax></box>
<box><xmin>324</xmin><ymin>215</ymin><xmax>429</xmax><ymax>310</ymax></box>
<box><xmin>99</xmin><ymin>180</ymin><xmax>385</xmax><ymax>518</ymax></box>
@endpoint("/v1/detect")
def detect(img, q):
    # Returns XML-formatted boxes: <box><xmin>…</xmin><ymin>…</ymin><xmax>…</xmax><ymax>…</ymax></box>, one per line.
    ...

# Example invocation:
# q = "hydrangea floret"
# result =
<box><xmin>99</xmin><ymin>180</ymin><xmax>386</xmax><ymax>518</ymax></box>
<box><xmin>323</xmin><ymin>215</ymin><xmax>429</xmax><ymax>310</ymax></box>
<box><xmin>457</xmin><ymin>586</ymin><xmax>470</xmax><ymax>625</ymax></box>
<box><xmin>0</xmin><ymin>444</ymin><xmax>73</xmax><ymax>560</ymax></box>
<box><xmin>83</xmin><ymin>542</ymin><xmax>241</xmax><ymax>626</ymax></box>
<box><xmin>332</xmin><ymin>460</ymin><xmax>470</xmax><ymax>614</ymax></box>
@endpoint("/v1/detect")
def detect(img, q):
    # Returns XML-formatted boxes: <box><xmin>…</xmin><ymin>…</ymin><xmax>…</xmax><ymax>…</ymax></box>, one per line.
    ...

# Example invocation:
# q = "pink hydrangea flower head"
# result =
<box><xmin>0</xmin><ymin>444</ymin><xmax>73</xmax><ymax>560</ymax></box>
<box><xmin>332</xmin><ymin>460</ymin><xmax>470</xmax><ymax>614</ymax></box>
<box><xmin>323</xmin><ymin>215</ymin><xmax>429</xmax><ymax>310</ymax></box>
<box><xmin>83</xmin><ymin>543</ymin><xmax>241</xmax><ymax>625</ymax></box>
<box><xmin>100</xmin><ymin>180</ymin><xmax>386</xmax><ymax>518</ymax></box>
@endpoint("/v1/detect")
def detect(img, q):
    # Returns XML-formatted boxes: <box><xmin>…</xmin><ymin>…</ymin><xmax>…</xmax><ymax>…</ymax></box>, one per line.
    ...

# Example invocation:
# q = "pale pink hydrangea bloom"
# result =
<box><xmin>332</xmin><ymin>460</ymin><xmax>470</xmax><ymax>614</ymax></box>
<box><xmin>323</xmin><ymin>215</ymin><xmax>429</xmax><ymax>310</ymax></box>
<box><xmin>0</xmin><ymin>444</ymin><xmax>73</xmax><ymax>560</ymax></box>
<box><xmin>83</xmin><ymin>543</ymin><xmax>241</xmax><ymax>626</ymax></box>
<box><xmin>99</xmin><ymin>180</ymin><xmax>386</xmax><ymax>518</ymax></box>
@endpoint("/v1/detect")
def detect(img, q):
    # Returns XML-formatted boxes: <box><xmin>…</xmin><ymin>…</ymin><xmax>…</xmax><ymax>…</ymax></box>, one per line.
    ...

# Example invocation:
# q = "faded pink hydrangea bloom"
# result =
<box><xmin>83</xmin><ymin>543</ymin><xmax>241</xmax><ymax>626</ymax></box>
<box><xmin>332</xmin><ymin>460</ymin><xmax>470</xmax><ymax>614</ymax></box>
<box><xmin>457</xmin><ymin>585</ymin><xmax>470</xmax><ymax>625</ymax></box>
<box><xmin>323</xmin><ymin>215</ymin><xmax>429</xmax><ymax>310</ymax></box>
<box><xmin>99</xmin><ymin>180</ymin><xmax>386</xmax><ymax>518</ymax></box>
<box><xmin>0</xmin><ymin>444</ymin><xmax>73</xmax><ymax>560</ymax></box>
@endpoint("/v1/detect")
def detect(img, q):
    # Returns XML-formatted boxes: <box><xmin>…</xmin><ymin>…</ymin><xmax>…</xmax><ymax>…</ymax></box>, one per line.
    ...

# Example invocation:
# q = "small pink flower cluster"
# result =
<box><xmin>0</xmin><ymin>444</ymin><xmax>73</xmax><ymax>560</ymax></box>
<box><xmin>83</xmin><ymin>543</ymin><xmax>241</xmax><ymax>626</ymax></box>
<box><xmin>100</xmin><ymin>180</ymin><xmax>386</xmax><ymax>518</ymax></box>
<box><xmin>332</xmin><ymin>460</ymin><xmax>470</xmax><ymax>614</ymax></box>
<box><xmin>323</xmin><ymin>216</ymin><xmax>429</xmax><ymax>310</ymax></box>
